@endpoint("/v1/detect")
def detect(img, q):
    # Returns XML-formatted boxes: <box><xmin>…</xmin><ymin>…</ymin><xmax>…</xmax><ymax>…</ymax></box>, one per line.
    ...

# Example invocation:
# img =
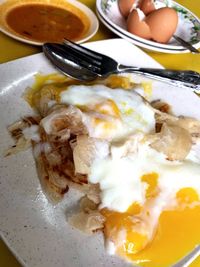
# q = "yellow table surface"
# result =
<box><xmin>0</xmin><ymin>0</ymin><xmax>200</xmax><ymax>266</ymax></box>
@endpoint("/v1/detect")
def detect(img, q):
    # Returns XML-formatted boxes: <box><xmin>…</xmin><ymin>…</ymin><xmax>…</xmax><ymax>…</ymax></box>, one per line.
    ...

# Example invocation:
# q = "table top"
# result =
<box><xmin>0</xmin><ymin>0</ymin><xmax>200</xmax><ymax>266</ymax></box>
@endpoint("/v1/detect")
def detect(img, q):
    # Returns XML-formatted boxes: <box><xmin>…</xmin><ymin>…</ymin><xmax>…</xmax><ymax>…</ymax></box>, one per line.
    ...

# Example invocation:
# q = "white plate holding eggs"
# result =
<box><xmin>96</xmin><ymin>0</ymin><xmax>200</xmax><ymax>53</ymax></box>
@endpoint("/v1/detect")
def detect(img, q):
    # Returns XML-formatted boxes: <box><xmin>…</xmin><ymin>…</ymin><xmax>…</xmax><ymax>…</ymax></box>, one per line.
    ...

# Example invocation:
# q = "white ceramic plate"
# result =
<box><xmin>1</xmin><ymin>39</ymin><xmax>200</xmax><ymax>267</ymax></box>
<box><xmin>96</xmin><ymin>0</ymin><xmax>200</xmax><ymax>53</ymax></box>
<box><xmin>0</xmin><ymin>0</ymin><xmax>99</xmax><ymax>45</ymax></box>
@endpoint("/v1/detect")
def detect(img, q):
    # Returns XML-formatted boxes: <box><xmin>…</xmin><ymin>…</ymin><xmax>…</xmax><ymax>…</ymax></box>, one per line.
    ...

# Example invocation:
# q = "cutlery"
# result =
<box><xmin>43</xmin><ymin>39</ymin><xmax>200</xmax><ymax>92</ymax></box>
<box><xmin>42</xmin><ymin>43</ymin><xmax>97</xmax><ymax>81</ymax></box>
<box><xmin>173</xmin><ymin>35</ymin><xmax>200</xmax><ymax>54</ymax></box>
<box><xmin>172</xmin><ymin>245</ymin><xmax>200</xmax><ymax>267</ymax></box>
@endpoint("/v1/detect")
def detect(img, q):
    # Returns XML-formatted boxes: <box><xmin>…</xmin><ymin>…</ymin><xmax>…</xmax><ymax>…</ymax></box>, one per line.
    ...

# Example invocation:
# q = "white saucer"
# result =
<box><xmin>0</xmin><ymin>0</ymin><xmax>99</xmax><ymax>45</ymax></box>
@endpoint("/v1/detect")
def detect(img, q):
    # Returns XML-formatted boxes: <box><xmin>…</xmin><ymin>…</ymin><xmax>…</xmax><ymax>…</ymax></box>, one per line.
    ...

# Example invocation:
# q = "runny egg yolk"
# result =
<box><xmin>90</xmin><ymin>100</ymin><xmax>121</xmax><ymax>137</ymax></box>
<box><xmin>94</xmin><ymin>99</ymin><xmax>121</xmax><ymax>118</ymax></box>
<box><xmin>77</xmin><ymin>99</ymin><xmax>121</xmax><ymax>118</ymax></box>
<box><xmin>141</xmin><ymin>172</ymin><xmax>159</xmax><ymax>198</ymax></box>
<box><xmin>102</xmin><ymin>203</ymin><xmax>149</xmax><ymax>255</ymax></box>
<box><xmin>92</xmin><ymin>118</ymin><xmax>118</xmax><ymax>138</ymax></box>
<box><xmin>101</xmin><ymin>173</ymin><xmax>200</xmax><ymax>267</ymax></box>
<box><xmin>101</xmin><ymin>173</ymin><xmax>158</xmax><ymax>255</ymax></box>
<box><xmin>176</xmin><ymin>187</ymin><xmax>199</xmax><ymax>204</ymax></box>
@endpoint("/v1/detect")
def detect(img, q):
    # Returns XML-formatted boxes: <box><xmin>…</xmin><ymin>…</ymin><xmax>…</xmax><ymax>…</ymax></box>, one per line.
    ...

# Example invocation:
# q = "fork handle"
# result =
<box><xmin>118</xmin><ymin>65</ymin><xmax>200</xmax><ymax>92</ymax></box>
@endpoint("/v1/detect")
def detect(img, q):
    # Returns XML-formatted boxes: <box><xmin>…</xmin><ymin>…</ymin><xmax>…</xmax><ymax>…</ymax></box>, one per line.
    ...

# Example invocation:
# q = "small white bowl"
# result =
<box><xmin>0</xmin><ymin>0</ymin><xmax>99</xmax><ymax>45</ymax></box>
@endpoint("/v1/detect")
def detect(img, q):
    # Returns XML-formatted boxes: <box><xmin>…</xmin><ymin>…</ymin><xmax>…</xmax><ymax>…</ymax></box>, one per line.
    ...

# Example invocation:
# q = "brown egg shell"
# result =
<box><xmin>118</xmin><ymin>0</ymin><xmax>136</xmax><ymax>18</ymax></box>
<box><xmin>139</xmin><ymin>0</ymin><xmax>156</xmax><ymax>15</ymax></box>
<box><xmin>127</xmin><ymin>9</ymin><xmax>151</xmax><ymax>40</ymax></box>
<box><xmin>145</xmin><ymin>7</ymin><xmax>178</xmax><ymax>43</ymax></box>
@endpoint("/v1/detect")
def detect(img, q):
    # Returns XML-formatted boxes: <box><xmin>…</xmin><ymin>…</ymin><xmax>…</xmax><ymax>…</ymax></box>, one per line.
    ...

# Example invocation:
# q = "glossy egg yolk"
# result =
<box><xmin>94</xmin><ymin>99</ymin><xmax>121</xmax><ymax>118</ymax></box>
<box><xmin>79</xmin><ymin>99</ymin><xmax>121</xmax><ymax>139</ymax></box>
<box><xmin>101</xmin><ymin>173</ymin><xmax>200</xmax><ymax>267</ymax></box>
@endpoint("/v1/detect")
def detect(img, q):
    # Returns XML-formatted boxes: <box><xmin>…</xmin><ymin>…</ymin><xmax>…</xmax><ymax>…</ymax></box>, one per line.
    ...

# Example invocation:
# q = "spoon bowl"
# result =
<box><xmin>43</xmin><ymin>43</ymin><xmax>98</xmax><ymax>81</ymax></box>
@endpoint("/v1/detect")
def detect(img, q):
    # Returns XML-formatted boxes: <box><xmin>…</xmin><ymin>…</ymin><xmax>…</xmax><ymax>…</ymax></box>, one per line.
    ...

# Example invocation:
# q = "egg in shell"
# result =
<box><xmin>145</xmin><ymin>7</ymin><xmax>178</xmax><ymax>43</ymax></box>
<box><xmin>127</xmin><ymin>8</ymin><xmax>151</xmax><ymax>40</ymax></box>
<box><xmin>127</xmin><ymin>7</ymin><xmax>178</xmax><ymax>43</ymax></box>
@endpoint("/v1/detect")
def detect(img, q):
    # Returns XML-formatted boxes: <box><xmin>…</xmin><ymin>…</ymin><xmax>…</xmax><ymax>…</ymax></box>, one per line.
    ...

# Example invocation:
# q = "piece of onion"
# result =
<box><xmin>69</xmin><ymin>211</ymin><xmax>105</xmax><ymax>234</ymax></box>
<box><xmin>40</xmin><ymin>105</ymin><xmax>88</xmax><ymax>136</ymax></box>
<box><xmin>73</xmin><ymin>135</ymin><xmax>109</xmax><ymax>175</ymax></box>
<box><xmin>150</xmin><ymin>123</ymin><xmax>192</xmax><ymax>161</ymax></box>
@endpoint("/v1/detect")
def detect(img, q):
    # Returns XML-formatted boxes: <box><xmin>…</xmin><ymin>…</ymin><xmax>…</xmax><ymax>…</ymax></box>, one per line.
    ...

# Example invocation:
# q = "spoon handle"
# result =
<box><xmin>118</xmin><ymin>65</ymin><xmax>200</xmax><ymax>92</ymax></box>
<box><xmin>171</xmin><ymin>245</ymin><xmax>200</xmax><ymax>267</ymax></box>
<box><xmin>173</xmin><ymin>35</ymin><xmax>200</xmax><ymax>54</ymax></box>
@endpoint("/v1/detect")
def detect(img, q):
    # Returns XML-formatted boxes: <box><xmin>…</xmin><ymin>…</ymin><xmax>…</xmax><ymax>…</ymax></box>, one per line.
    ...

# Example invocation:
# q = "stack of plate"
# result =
<box><xmin>96</xmin><ymin>0</ymin><xmax>200</xmax><ymax>53</ymax></box>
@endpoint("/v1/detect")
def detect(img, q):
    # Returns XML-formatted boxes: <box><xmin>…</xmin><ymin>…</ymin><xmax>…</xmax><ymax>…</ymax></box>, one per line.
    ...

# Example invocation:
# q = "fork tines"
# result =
<box><xmin>63</xmin><ymin>39</ymin><xmax>103</xmax><ymax>60</ymax></box>
<box><xmin>63</xmin><ymin>39</ymin><xmax>103</xmax><ymax>75</ymax></box>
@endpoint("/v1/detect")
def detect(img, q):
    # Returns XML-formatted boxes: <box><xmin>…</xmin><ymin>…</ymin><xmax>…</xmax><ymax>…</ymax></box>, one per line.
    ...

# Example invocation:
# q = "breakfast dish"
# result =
<box><xmin>0</xmin><ymin>0</ymin><xmax>99</xmax><ymax>45</ymax></box>
<box><xmin>5</xmin><ymin>72</ymin><xmax>200</xmax><ymax>267</ymax></box>
<box><xmin>96</xmin><ymin>0</ymin><xmax>200</xmax><ymax>53</ymax></box>
<box><xmin>1</xmin><ymin>39</ymin><xmax>200</xmax><ymax>267</ymax></box>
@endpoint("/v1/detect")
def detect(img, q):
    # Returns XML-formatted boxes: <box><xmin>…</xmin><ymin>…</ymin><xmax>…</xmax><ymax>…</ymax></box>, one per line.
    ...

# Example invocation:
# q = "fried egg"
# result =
<box><xmin>60</xmin><ymin>84</ymin><xmax>155</xmax><ymax>141</ymax></box>
<box><xmin>59</xmin><ymin>84</ymin><xmax>200</xmax><ymax>265</ymax></box>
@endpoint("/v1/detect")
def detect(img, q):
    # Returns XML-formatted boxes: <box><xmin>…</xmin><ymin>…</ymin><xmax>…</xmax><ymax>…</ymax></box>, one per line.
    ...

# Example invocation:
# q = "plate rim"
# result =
<box><xmin>0</xmin><ymin>234</ymin><xmax>26</xmax><ymax>267</ymax></box>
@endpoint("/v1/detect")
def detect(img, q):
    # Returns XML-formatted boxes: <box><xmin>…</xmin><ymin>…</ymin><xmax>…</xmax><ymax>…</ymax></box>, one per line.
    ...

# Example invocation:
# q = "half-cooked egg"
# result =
<box><xmin>24</xmin><ymin>75</ymin><xmax>200</xmax><ymax>267</ymax></box>
<box><xmin>91</xmin><ymin>140</ymin><xmax>200</xmax><ymax>258</ymax></box>
<box><xmin>59</xmin><ymin>84</ymin><xmax>155</xmax><ymax>141</ymax></box>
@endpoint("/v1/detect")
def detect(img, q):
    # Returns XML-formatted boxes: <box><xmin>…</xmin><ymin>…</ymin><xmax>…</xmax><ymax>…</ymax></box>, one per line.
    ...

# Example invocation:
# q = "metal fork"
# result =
<box><xmin>43</xmin><ymin>39</ymin><xmax>200</xmax><ymax>92</ymax></box>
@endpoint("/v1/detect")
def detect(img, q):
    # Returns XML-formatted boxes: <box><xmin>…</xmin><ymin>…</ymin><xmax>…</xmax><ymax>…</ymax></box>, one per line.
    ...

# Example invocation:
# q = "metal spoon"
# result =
<box><xmin>43</xmin><ymin>42</ymin><xmax>200</xmax><ymax>92</ymax></box>
<box><xmin>43</xmin><ymin>43</ymin><xmax>97</xmax><ymax>81</ymax></box>
<box><xmin>173</xmin><ymin>35</ymin><xmax>200</xmax><ymax>54</ymax></box>
<box><xmin>172</xmin><ymin>245</ymin><xmax>200</xmax><ymax>267</ymax></box>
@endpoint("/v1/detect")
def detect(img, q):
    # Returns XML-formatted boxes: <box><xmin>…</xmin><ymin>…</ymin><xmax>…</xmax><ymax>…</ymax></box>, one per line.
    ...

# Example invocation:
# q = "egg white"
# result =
<box><xmin>60</xmin><ymin>85</ymin><xmax>200</xmax><ymax>214</ymax></box>
<box><xmin>60</xmin><ymin>85</ymin><xmax>155</xmax><ymax>141</ymax></box>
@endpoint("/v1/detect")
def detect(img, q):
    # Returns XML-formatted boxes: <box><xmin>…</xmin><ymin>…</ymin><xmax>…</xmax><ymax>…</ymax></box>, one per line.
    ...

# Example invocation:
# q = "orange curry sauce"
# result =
<box><xmin>6</xmin><ymin>4</ymin><xmax>89</xmax><ymax>42</ymax></box>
